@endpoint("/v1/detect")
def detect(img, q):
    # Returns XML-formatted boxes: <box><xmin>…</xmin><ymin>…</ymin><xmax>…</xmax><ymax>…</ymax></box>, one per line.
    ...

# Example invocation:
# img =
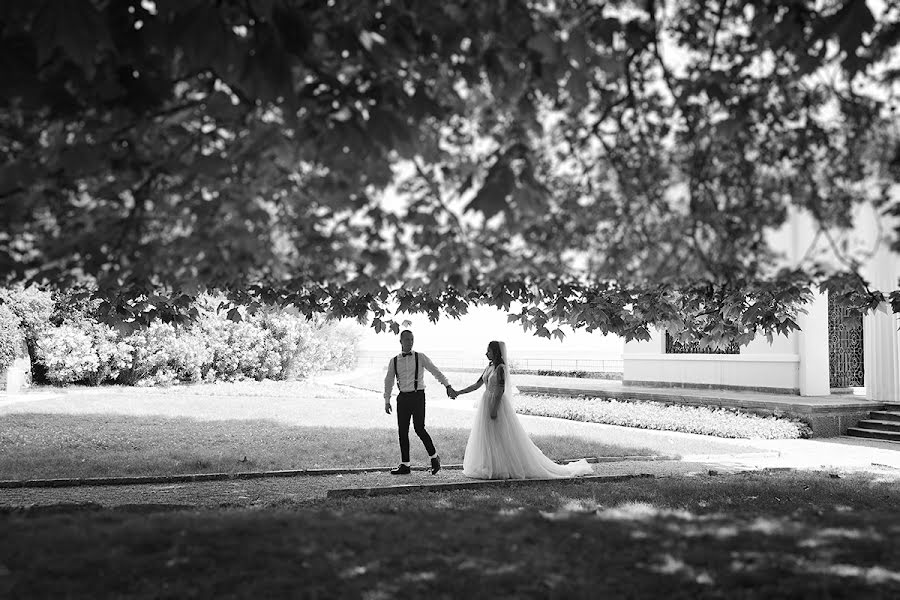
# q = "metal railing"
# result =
<box><xmin>508</xmin><ymin>358</ymin><xmax>623</xmax><ymax>373</ymax></box>
<box><xmin>355</xmin><ymin>353</ymin><xmax>623</xmax><ymax>373</ymax></box>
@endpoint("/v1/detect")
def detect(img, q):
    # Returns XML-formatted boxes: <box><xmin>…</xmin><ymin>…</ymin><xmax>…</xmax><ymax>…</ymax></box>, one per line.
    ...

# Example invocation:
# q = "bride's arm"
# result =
<box><xmin>455</xmin><ymin>371</ymin><xmax>485</xmax><ymax>395</ymax></box>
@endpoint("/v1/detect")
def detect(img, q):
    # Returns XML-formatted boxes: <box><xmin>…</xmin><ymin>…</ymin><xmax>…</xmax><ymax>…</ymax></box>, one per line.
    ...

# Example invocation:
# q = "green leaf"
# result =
<box><xmin>566</xmin><ymin>69</ymin><xmax>590</xmax><ymax>106</ymax></box>
<box><xmin>526</xmin><ymin>32</ymin><xmax>559</xmax><ymax>63</ymax></box>
<box><xmin>818</xmin><ymin>0</ymin><xmax>877</xmax><ymax>74</ymax></box>
<box><xmin>593</xmin><ymin>53</ymin><xmax>623</xmax><ymax>78</ymax></box>
<box><xmin>32</xmin><ymin>0</ymin><xmax>108</xmax><ymax>78</ymax></box>
<box><xmin>57</xmin><ymin>144</ymin><xmax>105</xmax><ymax>178</ymax></box>
<box><xmin>466</xmin><ymin>161</ymin><xmax>514</xmax><ymax>219</ymax></box>
<box><xmin>590</xmin><ymin>17</ymin><xmax>619</xmax><ymax>48</ymax></box>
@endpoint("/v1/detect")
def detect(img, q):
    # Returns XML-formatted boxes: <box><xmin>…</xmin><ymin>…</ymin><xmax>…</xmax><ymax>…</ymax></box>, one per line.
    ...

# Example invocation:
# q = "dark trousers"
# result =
<box><xmin>396</xmin><ymin>390</ymin><xmax>436</xmax><ymax>462</ymax></box>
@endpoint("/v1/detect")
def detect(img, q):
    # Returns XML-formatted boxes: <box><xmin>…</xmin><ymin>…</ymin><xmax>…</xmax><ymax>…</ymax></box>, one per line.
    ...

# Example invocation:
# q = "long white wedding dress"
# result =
<box><xmin>462</xmin><ymin>363</ymin><xmax>594</xmax><ymax>480</ymax></box>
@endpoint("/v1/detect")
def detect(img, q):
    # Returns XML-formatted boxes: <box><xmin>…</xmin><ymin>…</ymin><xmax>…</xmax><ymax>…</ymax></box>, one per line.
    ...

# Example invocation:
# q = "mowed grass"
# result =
<box><xmin>343</xmin><ymin>368</ymin><xmax>812</xmax><ymax>439</ymax></box>
<box><xmin>0</xmin><ymin>414</ymin><xmax>637</xmax><ymax>480</ymax></box>
<box><xmin>2</xmin><ymin>470</ymin><xmax>899</xmax><ymax>598</ymax></box>
<box><xmin>0</xmin><ymin>378</ymin><xmax>653</xmax><ymax>480</ymax></box>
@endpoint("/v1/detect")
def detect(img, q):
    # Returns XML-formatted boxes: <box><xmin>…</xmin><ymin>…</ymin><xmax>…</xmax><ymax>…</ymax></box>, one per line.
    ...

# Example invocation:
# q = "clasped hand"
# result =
<box><xmin>445</xmin><ymin>384</ymin><xmax>459</xmax><ymax>399</ymax></box>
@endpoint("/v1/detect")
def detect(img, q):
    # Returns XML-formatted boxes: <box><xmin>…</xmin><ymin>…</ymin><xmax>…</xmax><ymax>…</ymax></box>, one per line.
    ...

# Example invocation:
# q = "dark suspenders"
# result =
<box><xmin>393</xmin><ymin>352</ymin><xmax>419</xmax><ymax>392</ymax></box>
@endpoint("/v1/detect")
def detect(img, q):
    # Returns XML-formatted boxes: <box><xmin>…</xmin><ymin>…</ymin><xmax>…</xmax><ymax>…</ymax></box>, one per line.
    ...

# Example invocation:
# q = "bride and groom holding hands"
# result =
<box><xmin>383</xmin><ymin>329</ymin><xmax>593</xmax><ymax>480</ymax></box>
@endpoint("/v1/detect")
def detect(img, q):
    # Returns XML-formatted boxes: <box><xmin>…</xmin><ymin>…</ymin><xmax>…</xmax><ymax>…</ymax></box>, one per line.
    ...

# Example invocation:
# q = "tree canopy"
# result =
<box><xmin>1</xmin><ymin>0</ymin><xmax>899</xmax><ymax>346</ymax></box>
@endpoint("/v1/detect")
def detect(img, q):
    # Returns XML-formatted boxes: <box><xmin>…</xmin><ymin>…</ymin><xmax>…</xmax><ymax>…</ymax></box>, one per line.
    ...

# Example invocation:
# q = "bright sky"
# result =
<box><xmin>358</xmin><ymin>304</ymin><xmax>624</xmax><ymax>358</ymax></box>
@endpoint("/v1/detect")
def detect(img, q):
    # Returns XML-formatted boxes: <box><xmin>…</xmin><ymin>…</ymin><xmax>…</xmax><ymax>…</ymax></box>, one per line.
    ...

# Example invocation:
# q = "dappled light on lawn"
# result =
<box><xmin>801</xmin><ymin>563</ymin><xmax>900</xmax><ymax>585</ymax></box>
<box><xmin>3</xmin><ymin>471</ymin><xmax>900</xmax><ymax>597</ymax></box>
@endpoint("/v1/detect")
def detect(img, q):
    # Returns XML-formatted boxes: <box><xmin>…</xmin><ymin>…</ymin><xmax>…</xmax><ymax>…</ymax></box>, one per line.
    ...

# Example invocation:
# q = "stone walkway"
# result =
<box><xmin>0</xmin><ymin>459</ymin><xmax>717</xmax><ymax>510</ymax></box>
<box><xmin>3</xmin><ymin>435</ymin><xmax>899</xmax><ymax>511</ymax></box>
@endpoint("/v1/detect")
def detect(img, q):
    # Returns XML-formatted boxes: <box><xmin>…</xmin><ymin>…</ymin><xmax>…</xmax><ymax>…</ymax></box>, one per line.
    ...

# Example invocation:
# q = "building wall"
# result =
<box><xmin>623</xmin><ymin>329</ymin><xmax>801</xmax><ymax>393</ymax></box>
<box><xmin>622</xmin><ymin>200</ymin><xmax>896</xmax><ymax>396</ymax></box>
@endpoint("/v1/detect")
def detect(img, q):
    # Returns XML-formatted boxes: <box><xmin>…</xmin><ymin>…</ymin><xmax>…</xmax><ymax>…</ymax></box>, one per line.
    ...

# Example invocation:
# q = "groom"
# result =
<box><xmin>383</xmin><ymin>329</ymin><xmax>455</xmax><ymax>475</ymax></box>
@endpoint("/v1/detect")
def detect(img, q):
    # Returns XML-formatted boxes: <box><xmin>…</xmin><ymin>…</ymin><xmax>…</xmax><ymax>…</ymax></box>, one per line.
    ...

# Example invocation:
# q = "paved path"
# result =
<box><xmin>3</xmin><ymin>430</ymin><xmax>899</xmax><ymax>511</ymax></box>
<box><xmin>0</xmin><ymin>460</ymin><xmax>715</xmax><ymax>510</ymax></box>
<box><xmin>4</xmin><ymin>437</ymin><xmax>898</xmax><ymax>510</ymax></box>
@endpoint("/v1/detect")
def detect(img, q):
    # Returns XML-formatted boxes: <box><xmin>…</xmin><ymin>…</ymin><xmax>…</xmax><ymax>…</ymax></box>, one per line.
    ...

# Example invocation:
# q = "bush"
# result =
<box><xmin>514</xmin><ymin>394</ymin><xmax>812</xmax><ymax>439</ymax></box>
<box><xmin>196</xmin><ymin>316</ymin><xmax>267</xmax><ymax>381</ymax></box>
<box><xmin>121</xmin><ymin>322</ymin><xmax>212</xmax><ymax>385</ymax></box>
<box><xmin>259</xmin><ymin>312</ymin><xmax>307</xmax><ymax>380</ymax></box>
<box><xmin>37</xmin><ymin>324</ymin><xmax>100</xmax><ymax>384</ymax></box>
<box><xmin>0</xmin><ymin>285</ymin><xmax>53</xmax><ymax>339</ymax></box>
<box><xmin>0</xmin><ymin>285</ymin><xmax>53</xmax><ymax>381</ymax></box>
<box><xmin>513</xmin><ymin>369</ymin><xmax>623</xmax><ymax>380</ymax></box>
<box><xmin>0</xmin><ymin>304</ymin><xmax>24</xmax><ymax>371</ymax></box>
<box><xmin>27</xmin><ymin>290</ymin><xmax>366</xmax><ymax>387</ymax></box>
<box><xmin>166</xmin><ymin>333</ymin><xmax>213</xmax><ymax>383</ymax></box>
<box><xmin>224</xmin><ymin>320</ymin><xmax>274</xmax><ymax>380</ymax></box>
<box><xmin>36</xmin><ymin>320</ymin><xmax>133</xmax><ymax>386</ymax></box>
<box><xmin>83</xmin><ymin>322</ymin><xmax>134</xmax><ymax>386</ymax></box>
<box><xmin>318</xmin><ymin>320</ymin><xmax>361</xmax><ymax>371</ymax></box>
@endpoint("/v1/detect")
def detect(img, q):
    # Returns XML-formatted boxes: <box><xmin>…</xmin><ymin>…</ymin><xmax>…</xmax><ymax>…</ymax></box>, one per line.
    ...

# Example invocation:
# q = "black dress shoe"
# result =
<box><xmin>430</xmin><ymin>455</ymin><xmax>441</xmax><ymax>475</ymax></box>
<box><xmin>390</xmin><ymin>464</ymin><xmax>411</xmax><ymax>475</ymax></box>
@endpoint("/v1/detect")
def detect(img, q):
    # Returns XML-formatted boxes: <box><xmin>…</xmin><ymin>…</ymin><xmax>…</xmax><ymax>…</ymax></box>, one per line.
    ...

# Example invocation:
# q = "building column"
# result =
<box><xmin>860</xmin><ymin>200</ymin><xmax>900</xmax><ymax>403</ymax></box>
<box><xmin>797</xmin><ymin>289</ymin><xmax>830</xmax><ymax>396</ymax></box>
<box><xmin>864</xmin><ymin>307</ymin><xmax>900</xmax><ymax>403</ymax></box>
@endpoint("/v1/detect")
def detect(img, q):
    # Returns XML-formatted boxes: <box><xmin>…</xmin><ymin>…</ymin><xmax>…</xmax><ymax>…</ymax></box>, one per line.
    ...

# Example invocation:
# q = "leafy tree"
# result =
<box><xmin>1</xmin><ymin>0</ymin><xmax>898</xmax><ymax>348</ymax></box>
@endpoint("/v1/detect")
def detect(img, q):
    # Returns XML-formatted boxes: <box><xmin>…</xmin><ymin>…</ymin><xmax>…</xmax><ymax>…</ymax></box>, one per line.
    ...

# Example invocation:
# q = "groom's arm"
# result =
<box><xmin>420</xmin><ymin>354</ymin><xmax>453</xmax><ymax>393</ymax></box>
<box><xmin>383</xmin><ymin>359</ymin><xmax>395</xmax><ymax>410</ymax></box>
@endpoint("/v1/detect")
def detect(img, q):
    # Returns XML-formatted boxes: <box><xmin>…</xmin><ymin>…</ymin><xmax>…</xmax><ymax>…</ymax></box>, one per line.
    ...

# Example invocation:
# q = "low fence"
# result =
<box><xmin>355</xmin><ymin>352</ymin><xmax>623</xmax><ymax>374</ymax></box>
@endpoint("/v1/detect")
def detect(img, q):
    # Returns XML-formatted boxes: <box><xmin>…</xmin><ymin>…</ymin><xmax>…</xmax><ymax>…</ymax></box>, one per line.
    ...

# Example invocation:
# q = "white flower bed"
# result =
<box><xmin>514</xmin><ymin>394</ymin><xmax>811</xmax><ymax>439</ymax></box>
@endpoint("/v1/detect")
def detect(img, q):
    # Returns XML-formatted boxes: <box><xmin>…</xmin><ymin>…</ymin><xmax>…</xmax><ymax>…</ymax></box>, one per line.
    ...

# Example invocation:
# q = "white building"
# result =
<box><xmin>623</xmin><ymin>203</ymin><xmax>900</xmax><ymax>404</ymax></box>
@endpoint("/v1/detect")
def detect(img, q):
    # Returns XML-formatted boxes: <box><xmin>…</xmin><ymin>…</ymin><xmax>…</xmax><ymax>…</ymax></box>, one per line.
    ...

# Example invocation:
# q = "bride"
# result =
<box><xmin>450</xmin><ymin>341</ymin><xmax>594</xmax><ymax>480</ymax></box>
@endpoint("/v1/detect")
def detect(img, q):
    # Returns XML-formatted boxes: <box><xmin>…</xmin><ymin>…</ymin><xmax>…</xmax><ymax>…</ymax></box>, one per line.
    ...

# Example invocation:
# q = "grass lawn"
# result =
<box><xmin>2</xmin><ymin>470</ymin><xmax>899</xmax><ymax>598</ymax></box>
<box><xmin>342</xmin><ymin>368</ymin><xmax>812</xmax><ymax>439</ymax></box>
<box><xmin>0</xmin><ymin>379</ymin><xmax>652</xmax><ymax>480</ymax></box>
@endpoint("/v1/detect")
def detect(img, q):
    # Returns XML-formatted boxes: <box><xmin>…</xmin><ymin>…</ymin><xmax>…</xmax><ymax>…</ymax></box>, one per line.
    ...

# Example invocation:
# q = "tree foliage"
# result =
<box><xmin>1</xmin><ymin>0</ymin><xmax>898</xmax><ymax>345</ymax></box>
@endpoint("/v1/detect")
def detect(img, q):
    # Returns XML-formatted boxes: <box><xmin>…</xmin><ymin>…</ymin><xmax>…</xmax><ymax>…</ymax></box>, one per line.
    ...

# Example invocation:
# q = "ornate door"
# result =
<box><xmin>828</xmin><ymin>297</ymin><xmax>864</xmax><ymax>388</ymax></box>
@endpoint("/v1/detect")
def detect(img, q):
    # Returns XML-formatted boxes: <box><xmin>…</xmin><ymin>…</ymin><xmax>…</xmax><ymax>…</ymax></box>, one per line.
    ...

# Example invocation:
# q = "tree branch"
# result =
<box><xmin>707</xmin><ymin>0</ymin><xmax>728</xmax><ymax>69</ymax></box>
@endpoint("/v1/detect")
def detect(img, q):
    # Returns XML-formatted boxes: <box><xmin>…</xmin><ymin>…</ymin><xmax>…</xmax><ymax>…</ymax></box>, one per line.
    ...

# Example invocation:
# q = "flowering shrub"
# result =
<box><xmin>121</xmin><ymin>322</ymin><xmax>213</xmax><ymax>385</ymax></box>
<box><xmin>317</xmin><ymin>320</ymin><xmax>361</xmax><ymax>371</ymax></box>
<box><xmin>37</xmin><ymin>324</ymin><xmax>101</xmax><ymax>384</ymax></box>
<box><xmin>166</xmin><ymin>333</ymin><xmax>213</xmax><ymax>383</ymax></box>
<box><xmin>196</xmin><ymin>317</ymin><xmax>267</xmax><ymax>381</ymax></box>
<box><xmin>223</xmin><ymin>320</ymin><xmax>273</xmax><ymax>380</ymax></box>
<box><xmin>0</xmin><ymin>285</ymin><xmax>53</xmax><ymax>340</ymax></box>
<box><xmin>22</xmin><ymin>289</ymin><xmax>364</xmax><ymax>387</ymax></box>
<box><xmin>120</xmin><ymin>323</ymin><xmax>175</xmax><ymax>385</ymax></box>
<box><xmin>293</xmin><ymin>332</ymin><xmax>325</xmax><ymax>379</ymax></box>
<box><xmin>0</xmin><ymin>305</ymin><xmax>24</xmax><ymax>370</ymax></box>
<box><xmin>514</xmin><ymin>394</ymin><xmax>812</xmax><ymax>439</ymax></box>
<box><xmin>0</xmin><ymin>286</ymin><xmax>53</xmax><ymax>382</ymax></box>
<box><xmin>257</xmin><ymin>313</ymin><xmax>303</xmax><ymax>379</ymax></box>
<box><xmin>514</xmin><ymin>369</ymin><xmax>623</xmax><ymax>380</ymax></box>
<box><xmin>83</xmin><ymin>322</ymin><xmax>134</xmax><ymax>386</ymax></box>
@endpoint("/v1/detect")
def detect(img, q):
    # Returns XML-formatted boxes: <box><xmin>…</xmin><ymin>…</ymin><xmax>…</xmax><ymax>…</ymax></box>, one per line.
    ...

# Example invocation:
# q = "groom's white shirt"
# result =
<box><xmin>383</xmin><ymin>352</ymin><xmax>451</xmax><ymax>401</ymax></box>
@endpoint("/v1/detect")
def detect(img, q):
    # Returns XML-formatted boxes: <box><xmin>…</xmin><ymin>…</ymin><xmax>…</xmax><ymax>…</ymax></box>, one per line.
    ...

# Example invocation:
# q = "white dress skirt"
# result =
<box><xmin>462</xmin><ymin>364</ymin><xmax>594</xmax><ymax>480</ymax></box>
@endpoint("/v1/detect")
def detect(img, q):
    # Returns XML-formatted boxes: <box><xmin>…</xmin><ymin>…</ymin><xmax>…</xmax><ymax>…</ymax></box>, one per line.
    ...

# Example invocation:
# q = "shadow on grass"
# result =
<box><xmin>0</xmin><ymin>413</ymin><xmax>656</xmax><ymax>480</ymax></box>
<box><xmin>2</xmin><ymin>471</ymin><xmax>899</xmax><ymax>598</ymax></box>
